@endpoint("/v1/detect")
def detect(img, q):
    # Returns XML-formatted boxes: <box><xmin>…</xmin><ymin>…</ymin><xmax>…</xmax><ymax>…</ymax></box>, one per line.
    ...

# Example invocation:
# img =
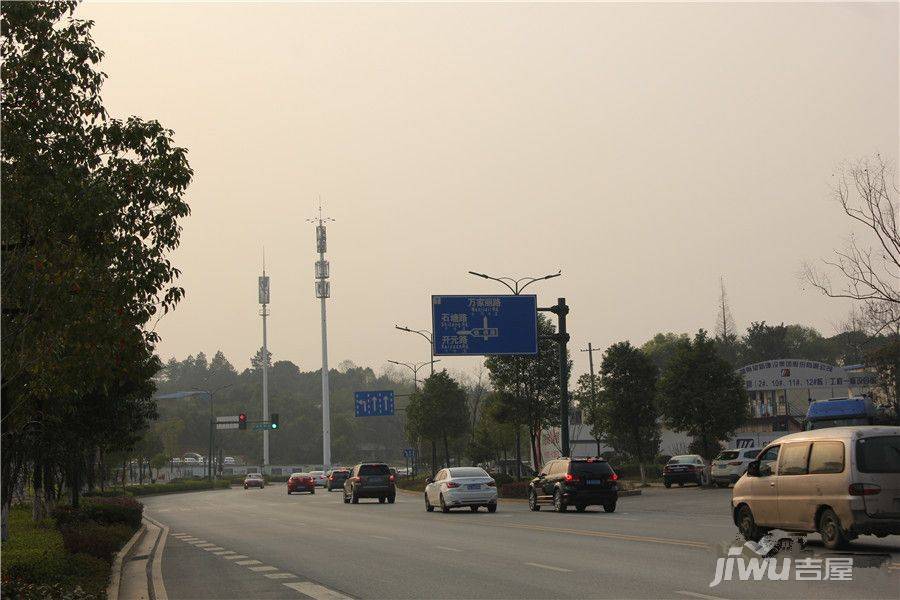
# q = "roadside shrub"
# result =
<box><xmin>83</xmin><ymin>496</ymin><xmax>143</xmax><ymax>529</ymax></box>
<box><xmin>499</xmin><ymin>482</ymin><xmax>529</xmax><ymax>498</ymax></box>
<box><xmin>396</xmin><ymin>476</ymin><xmax>429</xmax><ymax>492</ymax></box>
<box><xmin>59</xmin><ymin>521</ymin><xmax>133</xmax><ymax>562</ymax></box>
<box><xmin>125</xmin><ymin>478</ymin><xmax>229</xmax><ymax>496</ymax></box>
<box><xmin>83</xmin><ymin>489</ymin><xmax>134</xmax><ymax>498</ymax></box>
<box><xmin>612</xmin><ymin>464</ymin><xmax>663</xmax><ymax>480</ymax></box>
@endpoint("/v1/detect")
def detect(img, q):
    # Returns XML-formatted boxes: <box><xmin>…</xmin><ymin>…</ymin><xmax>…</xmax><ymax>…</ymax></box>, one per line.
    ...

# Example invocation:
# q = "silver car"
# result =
<box><xmin>425</xmin><ymin>467</ymin><xmax>498</xmax><ymax>513</ymax></box>
<box><xmin>711</xmin><ymin>448</ymin><xmax>760</xmax><ymax>487</ymax></box>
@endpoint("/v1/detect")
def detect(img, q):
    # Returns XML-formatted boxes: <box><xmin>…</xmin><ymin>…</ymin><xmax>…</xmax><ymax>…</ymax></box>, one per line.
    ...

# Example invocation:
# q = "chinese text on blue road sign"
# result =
<box><xmin>403</xmin><ymin>448</ymin><xmax>415</xmax><ymax>458</ymax></box>
<box><xmin>432</xmin><ymin>295</ymin><xmax>538</xmax><ymax>356</ymax></box>
<box><xmin>354</xmin><ymin>391</ymin><xmax>395</xmax><ymax>417</ymax></box>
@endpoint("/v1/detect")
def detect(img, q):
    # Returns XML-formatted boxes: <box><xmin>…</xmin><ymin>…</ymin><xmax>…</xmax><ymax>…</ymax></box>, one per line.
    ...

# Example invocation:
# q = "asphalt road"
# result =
<box><xmin>144</xmin><ymin>484</ymin><xmax>899</xmax><ymax>599</ymax></box>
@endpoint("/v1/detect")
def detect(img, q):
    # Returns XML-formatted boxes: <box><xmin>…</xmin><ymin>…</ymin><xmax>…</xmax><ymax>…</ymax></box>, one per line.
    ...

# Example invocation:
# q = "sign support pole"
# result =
<box><xmin>539</xmin><ymin>298</ymin><xmax>570</xmax><ymax>458</ymax></box>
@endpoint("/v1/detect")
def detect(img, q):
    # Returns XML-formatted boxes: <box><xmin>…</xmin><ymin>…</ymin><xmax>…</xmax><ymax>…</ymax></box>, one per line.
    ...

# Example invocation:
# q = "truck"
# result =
<box><xmin>805</xmin><ymin>396</ymin><xmax>877</xmax><ymax>430</ymax></box>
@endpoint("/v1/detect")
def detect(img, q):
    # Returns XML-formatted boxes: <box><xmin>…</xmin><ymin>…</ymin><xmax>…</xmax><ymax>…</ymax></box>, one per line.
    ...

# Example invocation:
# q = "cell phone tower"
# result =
<box><xmin>258</xmin><ymin>252</ymin><xmax>271</xmax><ymax>471</ymax></box>
<box><xmin>307</xmin><ymin>203</ymin><xmax>334</xmax><ymax>471</ymax></box>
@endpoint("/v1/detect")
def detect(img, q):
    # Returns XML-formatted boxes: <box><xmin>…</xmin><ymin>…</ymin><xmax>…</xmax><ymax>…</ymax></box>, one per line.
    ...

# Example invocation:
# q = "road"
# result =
<box><xmin>144</xmin><ymin>484</ymin><xmax>899</xmax><ymax>599</ymax></box>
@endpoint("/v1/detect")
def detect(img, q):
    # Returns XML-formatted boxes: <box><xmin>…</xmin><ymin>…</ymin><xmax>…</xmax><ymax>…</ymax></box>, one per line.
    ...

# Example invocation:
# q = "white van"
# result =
<box><xmin>731</xmin><ymin>426</ymin><xmax>899</xmax><ymax>549</ymax></box>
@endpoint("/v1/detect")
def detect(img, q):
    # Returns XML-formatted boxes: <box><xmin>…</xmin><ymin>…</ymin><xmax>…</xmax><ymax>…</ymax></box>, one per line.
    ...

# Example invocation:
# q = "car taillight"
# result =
<box><xmin>564</xmin><ymin>473</ymin><xmax>581</xmax><ymax>483</ymax></box>
<box><xmin>486</xmin><ymin>480</ymin><xmax>496</xmax><ymax>487</ymax></box>
<box><xmin>389</xmin><ymin>474</ymin><xmax>396</xmax><ymax>482</ymax></box>
<box><xmin>446</xmin><ymin>481</ymin><xmax>460</xmax><ymax>488</ymax></box>
<box><xmin>729</xmin><ymin>461</ymin><xmax>743</xmax><ymax>466</ymax></box>
<box><xmin>328</xmin><ymin>475</ymin><xmax>333</xmax><ymax>480</ymax></box>
<box><xmin>849</xmin><ymin>483</ymin><xmax>881</xmax><ymax>496</ymax></box>
<box><xmin>609</xmin><ymin>473</ymin><xmax>618</xmax><ymax>482</ymax></box>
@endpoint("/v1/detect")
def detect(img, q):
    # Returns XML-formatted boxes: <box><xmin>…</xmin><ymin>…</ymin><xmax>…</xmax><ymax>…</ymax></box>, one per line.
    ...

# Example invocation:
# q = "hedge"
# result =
<box><xmin>59</xmin><ymin>521</ymin><xmax>134</xmax><ymax>562</ymax></box>
<box><xmin>125</xmin><ymin>478</ymin><xmax>230</xmax><ymax>496</ymax></box>
<box><xmin>611</xmin><ymin>464</ymin><xmax>663</xmax><ymax>480</ymax></box>
<box><xmin>83</xmin><ymin>488</ymin><xmax>134</xmax><ymax>498</ymax></box>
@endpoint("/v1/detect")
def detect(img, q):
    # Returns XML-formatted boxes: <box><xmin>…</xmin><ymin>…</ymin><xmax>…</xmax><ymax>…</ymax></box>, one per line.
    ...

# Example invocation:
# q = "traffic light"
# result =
<box><xmin>238</xmin><ymin>412</ymin><xmax>247</xmax><ymax>430</ymax></box>
<box><xmin>270</xmin><ymin>413</ymin><xmax>279</xmax><ymax>430</ymax></box>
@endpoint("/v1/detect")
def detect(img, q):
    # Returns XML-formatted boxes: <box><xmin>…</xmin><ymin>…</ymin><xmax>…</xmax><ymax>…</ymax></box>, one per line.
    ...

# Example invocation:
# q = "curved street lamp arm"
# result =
<box><xmin>516</xmin><ymin>270</ymin><xmax>562</xmax><ymax>294</ymax></box>
<box><xmin>466</xmin><ymin>271</ymin><xmax>517</xmax><ymax>295</ymax></box>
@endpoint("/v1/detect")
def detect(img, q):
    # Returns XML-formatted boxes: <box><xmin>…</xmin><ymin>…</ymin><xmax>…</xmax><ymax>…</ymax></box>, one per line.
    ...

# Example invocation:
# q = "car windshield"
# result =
<box><xmin>570</xmin><ymin>461</ymin><xmax>614</xmax><ymax>476</ymax></box>
<box><xmin>359</xmin><ymin>464</ymin><xmax>390</xmax><ymax>475</ymax></box>
<box><xmin>856</xmin><ymin>435</ymin><xmax>900</xmax><ymax>473</ymax></box>
<box><xmin>716</xmin><ymin>451</ymin><xmax>739</xmax><ymax>460</ymax></box>
<box><xmin>449</xmin><ymin>467</ymin><xmax>489</xmax><ymax>478</ymax></box>
<box><xmin>742</xmin><ymin>450</ymin><xmax>761</xmax><ymax>459</ymax></box>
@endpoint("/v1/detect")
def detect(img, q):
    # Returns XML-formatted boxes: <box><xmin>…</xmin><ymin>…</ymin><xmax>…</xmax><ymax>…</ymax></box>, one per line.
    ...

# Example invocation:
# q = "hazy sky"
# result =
<box><xmin>77</xmin><ymin>1</ymin><xmax>898</xmax><ymax>379</ymax></box>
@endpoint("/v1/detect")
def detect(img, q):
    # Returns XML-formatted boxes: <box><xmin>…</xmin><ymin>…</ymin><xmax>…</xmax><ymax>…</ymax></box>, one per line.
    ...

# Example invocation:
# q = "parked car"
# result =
<box><xmin>711</xmin><ymin>448</ymin><xmax>760</xmax><ymax>487</ymax></box>
<box><xmin>343</xmin><ymin>463</ymin><xmax>396</xmax><ymax>504</ymax></box>
<box><xmin>183</xmin><ymin>456</ymin><xmax>198</xmax><ymax>465</ymax></box>
<box><xmin>309</xmin><ymin>470</ymin><xmax>327</xmax><ymax>487</ymax></box>
<box><xmin>287</xmin><ymin>473</ymin><xmax>315</xmax><ymax>495</ymax></box>
<box><xmin>326</xmin><ymin>468</ymin><xmax>350</xmax><ymax>491</ymax></box>
<box><xmin>224</xmin><ymin>456</ymin><xmax>236</xmax><ymax>465</ymax></box>
<box><xmin>244</xmin><ymin>473</ymin><xmax>265</xmax><ymax>489</ymax></box>
<box><xmin>663</xmin><ymin>455</ymin><xmax>710</xmax><ymax>488</ymax></box>
<box><xmin>425</xmin><ymin>467</ymin><xmax>497</xmax><ymax>513</ymax></box>
<box><xmin>528</xmin><ymin>457</ymin><xmax>618</xmax><ymax>513</ymax></box>
<box><xmin>732</xmin><ymin>426</ymin><xmax>900</xmax><ymax>549</ymax></box>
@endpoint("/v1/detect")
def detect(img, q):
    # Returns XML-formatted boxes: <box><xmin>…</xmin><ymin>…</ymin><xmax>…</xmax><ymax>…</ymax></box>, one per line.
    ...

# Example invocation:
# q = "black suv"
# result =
<box><xmin>343</xmin><ymin>463</ymin><xmax>396</xmax><ymax>504</ymax></box>
<box><xmin>528</xmin><ymin>457</ymin><xmax>618</xmax><ymax>512</ymax></box>
<box><xmin>325</xmin><ymin>468</ymin><xmax>350</xmax><ymax>491</ymax></box>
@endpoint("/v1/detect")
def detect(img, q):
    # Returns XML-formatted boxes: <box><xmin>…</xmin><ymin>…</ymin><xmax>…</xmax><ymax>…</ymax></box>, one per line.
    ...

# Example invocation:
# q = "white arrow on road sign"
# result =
<box><xmin>456</xmin><ymin>315</ymin><xmax>499</xmax><ymax>341</ymax></box>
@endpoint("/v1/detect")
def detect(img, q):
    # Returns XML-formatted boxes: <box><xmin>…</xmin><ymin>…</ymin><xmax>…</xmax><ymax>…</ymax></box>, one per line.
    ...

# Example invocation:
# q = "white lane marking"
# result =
<box><xmin>172</xmin><ymin>533</ymin><xmax>190</xmax><ymax>537</ymax></box>
<box><xmin>369</xmin><ymin>535</ymin><xmax>392</xmax><ymax>540</ymax></box>
<box><xmin>189</xmin><ymin>540</ymin><xmax>207</xmax><ymax>544</ymax></box>
<box><xmin>235</xmin><ymin>559</ymin><xmax>262</xmax><ymax>566</ymax></box>
<box><xmin>524</xmin><ymin>562</ymin><xmax>573</xmax><ymax>573</ymax></box>
<box><xmin>434</xmin><ymin>546</ymin><xmax>461</xmax><ymax>552</ymax></box>
<box><xmin>214</xmin><ymin>551</ymin><xmax>236</xmax><ymax>556</ymax></box>
<box><xmin>195</xmin><ymin>543</ymin><xmax>216</xmax><ymax>548</ymax></box>
<box><xmin>675</xmin><ymin>592</ymin><xmax>728</xmax><ymax>600</ymax></box>
<box><xmin>265</xmin><ymin>573</ymin><xmax>297</xmax><ymax>579</ymax></box>
<box><xmin>283</xmin><ymin>582</ymin><xmax>351</xmax><ymax>599</ymax></box>
<box><xmin>203</xmin><ymin>546</ymin><xmax>225</xmax><ymax>551</ymax></box>
<box><xmin>223</xmin><ymin>555</ymin><xmax>248</xmax><ymax>560</ymax></box>
<box><xmin>249</xmin><ymin>565</ymin><xmax>278</xmax><ymax>572</ymax></box>
<box><xmin>156</xmin><ymin>509</ymin><xmax>171</xmax><ymax>513</ymax></box>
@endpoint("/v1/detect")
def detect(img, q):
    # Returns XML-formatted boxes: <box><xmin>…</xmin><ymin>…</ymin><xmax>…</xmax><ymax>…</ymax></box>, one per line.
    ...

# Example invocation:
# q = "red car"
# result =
<box><xmin>287</xmin><ymin>472</ymin><xmax>316</xmax><ymax>495</ymax></box>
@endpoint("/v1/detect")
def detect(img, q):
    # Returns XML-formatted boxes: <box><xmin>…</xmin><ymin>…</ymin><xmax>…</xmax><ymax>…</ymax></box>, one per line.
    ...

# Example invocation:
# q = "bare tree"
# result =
<box><xmin>804</xmin><ymin>154</ymin><xmax>899</xmax><ymax>335</ymax></box>
<box><xmin>716</xmin><ymin>276</ymin><xmax>737</xmax><ymax>341</ymax></box>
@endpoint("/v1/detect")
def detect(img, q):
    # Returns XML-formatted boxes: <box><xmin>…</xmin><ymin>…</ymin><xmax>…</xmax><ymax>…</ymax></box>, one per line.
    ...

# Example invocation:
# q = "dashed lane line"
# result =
<box><xmin>213</xmin><ymin>551</ymin><xmax>236</xmax><ymax>556</ymax></box>
<box><xmin>265</xmin><ymin>573</ymin><xmax>298</xmax><ymax>580</ymax></box>
<box><xmin>524</xmin><ymin>562</ymin><xmax>573</xmax><ymax>573</ymax></box>
<box><xmin>203</xmin><ymin>546</ymin><xmax>225</xmax><ymax>551</ymax></box>
<box><xmin>235</xmin><ymin>559</ymin><xmax>262</xmax><ymax>566</ymax></box>
<box><xmin>223</xmin><ymin>555</ymin><xmax>248</xmax><ymax>560</ymax></box>
<box><xmin>249</xmin><ymin>566</ymin><xmax>278</xmax><ymax>572</ymax></box>
<box><xmin>369</xmin><ymin>535</ymin><xmax>392</xmax><ymax>540</ymax></box>
<box><xmin>282</xmin><ymin>582</ymin><xmax>352</xmax><ymax>599</ymax></box>
<box><xmin>434</xmin><ymin>546</ymin><xmax>461</xmax><ymax>552</ymax></box>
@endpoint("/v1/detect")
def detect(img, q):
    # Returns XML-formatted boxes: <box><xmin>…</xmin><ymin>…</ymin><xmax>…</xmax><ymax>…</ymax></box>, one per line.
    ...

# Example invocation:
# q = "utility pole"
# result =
<box><xmin>467</xmin><ymin>270</ymin><xmax>561</xmax><ymax>475</ymax></box>
<box><xmin>258</xmin><ymin>257</ymin><xmax>271</xmax><ymax>472</ymax></box>
<box><xmin>539</xmin><ymin>298</ymin><xmax>570</xmax><ymax>458</ymax></box>
<box><xmin>581</xmin><ymin>342</ymin><xmax>601</xmax><ymax>455</ymax></box>
<box><xmin>308</xmin><ymin>204</ymin><xmax>334</xmax><ymax>472</ymax></box>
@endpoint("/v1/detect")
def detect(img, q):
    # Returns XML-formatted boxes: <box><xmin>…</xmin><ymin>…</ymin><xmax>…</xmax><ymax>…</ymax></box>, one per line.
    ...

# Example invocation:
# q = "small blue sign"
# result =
<box><xmin>354</xmin><ymin>390</ymin><xmax>395</xmax><ymax>417</ymax></box>
<box><xmin>432</xmin><ymin>295</ymin><xmax>538</xmax><ymax>356</ymax></box>
<box><xmin>403</xmin><ymin>447</ymin><xmax>415</xmax><ymax>459</ymax></box>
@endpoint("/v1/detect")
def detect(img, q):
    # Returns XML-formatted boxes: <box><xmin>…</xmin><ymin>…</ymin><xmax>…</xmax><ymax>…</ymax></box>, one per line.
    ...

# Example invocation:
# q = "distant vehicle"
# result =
<box><xmin>711</xmin><ymin>448</ymin><xmax>760</xmax><ymax>487</ymax></box>
<box><xmin>287</xmin><ymin>473</ymin><xmax>315</xmax><ymax>495</ymax></box>
<box><xmin>244</xmin><ymin>473</ymin><xmax>265</xmax><ymax>489</ymax></box>
<box><xmin>663</xmin><ymin>455</ymin><xmax>709</xmax><ymax>488</ymax></box>
<box><xmin>732</xmin><ymin>426</ymin><xmax>900</xmax><ymax>549</ymax></box>
<box><xmin>325</xmin><ymin>468</ymin><xmax>350</xmax><ymax>491</ymax></box>
<box><xmin>223</xmin><ymin>456</ymin><xmax>236</xmax><ymax>465</ymax></box>
<box><xmin>171</xmin><ymin>457</ymin><xmax>182</xmax><ymax>465</ymax></box>
<box><xmin>183</xmin><ymin>456</ymin><xmax>198</xmax><ymax>465</ymax></box>
<box><xmin>343</xmin><ymin>463</ymin><xmax>396</xmax><ymax>504</ymax></box>
<box><xmin>309</xmin><ymin>471</ymin><xmax>327</xmax><ymax>487</ymax></box>
<box><xmin>529</xmin><ymin>457</ymin><xmax>618</xmax><ymax>513</ymax></box>
<box><xmin>806</xmin><ymin>396</ymin><xmax>877</xmax><ymax>430</ymax></box>
<box><xmin>425</xmin><ymin>467</ymin><xmax>497</xmax><ymax>513</ymax></box>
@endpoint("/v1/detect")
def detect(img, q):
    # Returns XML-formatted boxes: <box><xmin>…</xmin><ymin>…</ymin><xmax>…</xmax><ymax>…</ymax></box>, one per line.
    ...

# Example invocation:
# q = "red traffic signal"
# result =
<box><xmin>238</xmin><ymin>412</ymin><xmax>247</xmax><ymax>430</ymax></box>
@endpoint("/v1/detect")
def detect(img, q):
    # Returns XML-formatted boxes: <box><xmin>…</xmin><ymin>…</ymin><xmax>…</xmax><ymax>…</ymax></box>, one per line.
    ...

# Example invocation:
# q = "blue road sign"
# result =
<box><xmin>354</xmin><ymin>390</ymin><xmax>395</xmax><ymax>417</ymax></box>
<box><xmin>432</xmin><ymin>295</ymin><xmax>538</xmax><ymax>356</ymax></box>
<box><xmin>403</xmin><ymin>447</ymin><xmax>415</xmax><ymax>459</ymax></box>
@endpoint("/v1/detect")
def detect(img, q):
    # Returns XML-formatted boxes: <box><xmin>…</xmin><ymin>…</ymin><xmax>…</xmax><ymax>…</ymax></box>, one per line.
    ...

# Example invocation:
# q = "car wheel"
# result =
<box><xmin>387</xmin><ymin>495</ymin><xmax>395</xmax><ymax>504</ymax></box>
<box><xmin>528</xmin><ymin>489</ymin><xmax>541</xmax><ymax>511</ymax></box>
<box><xmin>737</xmin><ymin>504</ymin><xmax>763</xmax><ymax>542</ymax></box>
<box><xmin>440</xmin><ymin>494</ymin><xmax>450</xmax><ymax>513</ymax></box>
<box><xmin>576</xmin><ymin>504</ymin><xmax>586</xmax><ymax>512</ymax></box>
<box><xmin>664</xmin><ymin>481</ymin><xmax>671</xmax><ymax>489</ymax></box>
<box><xmin>425</xmin><ymin>494</ymin><xmax>434</xmax><ymax>512</ymax></box>
<box><xmin>343</xmin><ymin>492</ymin><xmax>350</xmax><ymax>504</ymax></box>
<box><xmin>470</xmin><ymin>505</ymin><xmax>478</xmax><ymax>512</ymax></box>
<box><xmin>244</xmin><ymin>485</ymin><xmax>248</xmax><ymax>489</ymax></box>
<box><xmin>487</xmin><ymin>503</ymin><xmax>497</xmax><ymax>513</ymax></box>
<box><xmin>287</xmin><ymin>490</ymin><xmax>291</xmax><ymax>495</ymax></box>
<box><xmin>818</xmin><ymin>508</ymin><xmax>848</xmax><ymax>550</ymax></box>
<box><xmin>351</xmin><ymin>490</ymin><xmax>359</xmax><ymax>504</ymax></box>
<box><xmin>310</xmin><ymin>489</ymin><xmax>315</xmax><ymax>495</ymax></box>
<box><xmin>678</xmin><ymin>483</ymin><xmax>684</xmax><ymax>487</ymax></box>
<box><xmin>553</xmin><ymin>490</ymin><xmax>567</xmax><ymax>512</ymax></box>
<box><xmin>603</xmin><ymin>503</ymin><xmax>616</xmax><ymax>513</ymax></box>
<box><xmin>379</xmin><ymin>497</ymin><xmax>386</xmax><ymax>504</ymax></box>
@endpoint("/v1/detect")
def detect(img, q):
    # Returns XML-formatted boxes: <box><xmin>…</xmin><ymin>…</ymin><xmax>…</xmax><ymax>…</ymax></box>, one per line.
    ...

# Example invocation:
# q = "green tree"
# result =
<box><xmin>641</xmin><ymin>332</ymin><xmax>689</xmax><ymax>372</ymax></box>
<box><xmin>658</xmin><ymin>331</ymin><xmax>749</xmax><ymax>459</ymax></box>
<box><xmin>485</xmin><ymin>313</ymin><xmax>570</xmax><ymax>469</ymax></box>
<box><xmin>591</xmin><ymin>342</ymin><xmax>660</xmax><ymax>483</ymax></box>
<box><xmin>1</xmin><ymin>0</ymin><xmax>191</xmax><ymax>529</ymax></box>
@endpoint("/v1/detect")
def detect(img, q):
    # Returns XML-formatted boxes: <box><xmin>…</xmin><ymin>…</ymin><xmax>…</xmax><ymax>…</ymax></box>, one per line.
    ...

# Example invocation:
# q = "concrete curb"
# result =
<box><xmin>107</xmin><ymin>523</ymin><xmax>146</xmax><ymax>600</ymax></box>
<box><xmin>143</xmin><ymin>514</ymin><xmax>170</xmax><ymax>600</ymax></box>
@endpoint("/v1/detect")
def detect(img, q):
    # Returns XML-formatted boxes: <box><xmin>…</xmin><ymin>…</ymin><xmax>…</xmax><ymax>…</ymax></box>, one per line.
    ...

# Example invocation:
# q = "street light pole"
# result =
<box><xmin>387</xmin><ymin>359</ymin><xmax>441</xmax><ymax>392</ymax></box>
<box><xmin>467</xmin><ymin>270</ymin><xmax>561</xmax><ymax>476</ymax></box>
<box><xmin>394</xmin><ymin>326</ymin><xmax>435</xmax><ymax>376</ymax></box>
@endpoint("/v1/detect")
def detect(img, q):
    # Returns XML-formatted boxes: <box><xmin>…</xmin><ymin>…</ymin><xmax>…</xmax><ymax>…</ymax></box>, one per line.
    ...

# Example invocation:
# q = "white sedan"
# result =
<box><xmin>425</xmin><ymin>467</ymin><xmax>498</xmax><ymax>513</ymax></box>
<box><xmin>309</xmin><ymin>471</ymin><xmax>327</xmax><ymax>487</ymax></box>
